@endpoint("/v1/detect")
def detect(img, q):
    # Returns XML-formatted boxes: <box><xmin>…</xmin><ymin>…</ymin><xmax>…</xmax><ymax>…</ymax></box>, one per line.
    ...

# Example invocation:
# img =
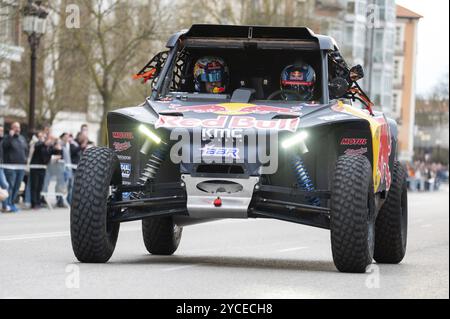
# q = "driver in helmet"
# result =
<box><xmin>280</xmin><ymin>62</ymin><xmax>316</xmax><ymax>101</ymax></box>
<box><xmin>194</xmin><ymin>56</ymin><xmax>229</xmax><ymax>94</ymax></box>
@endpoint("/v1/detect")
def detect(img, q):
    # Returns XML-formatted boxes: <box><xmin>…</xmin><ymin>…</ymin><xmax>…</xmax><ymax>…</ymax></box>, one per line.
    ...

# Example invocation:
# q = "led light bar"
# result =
<box><xmin>138</xmin><ymin>124</ymin><xmax>161</xmax><ymax>144</ymax></box>
<box><xmin>282</xmin><ymin>131</ymin><xmax>308</xmax><ymax>149</ymax></box>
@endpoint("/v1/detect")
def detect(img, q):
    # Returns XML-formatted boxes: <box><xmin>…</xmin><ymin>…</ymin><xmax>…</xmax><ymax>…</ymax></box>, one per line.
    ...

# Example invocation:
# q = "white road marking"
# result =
<box><xmin>0</xmin><ymin>227</ymin><xmax>141</xmax><ymax>242</ymax></box>
<box><xmin>163</xmin><ymin>264</ymin><xmax>200</xmax><ymax>272</ymax></box>
<box><xmin>277</xmin><ymin>246</ymin><xmax>308</xmax><ymax>253</ymax></box>
<box><xmin>421</xmin><ymin>224</ymin><xmax>432</xmax><ymax>228</ymax></box>
<box><xmin>0</xmin><ymin>231</ymin><xmax>69</xmax><ymax>241</ymax></box>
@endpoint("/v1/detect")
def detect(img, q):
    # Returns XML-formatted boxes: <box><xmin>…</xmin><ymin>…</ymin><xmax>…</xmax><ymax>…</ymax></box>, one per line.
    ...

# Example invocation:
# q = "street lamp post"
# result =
<box><xmin>22</xmin><ymin>0</ymin><xmax>48</xmax><ymax>136</ymax></box>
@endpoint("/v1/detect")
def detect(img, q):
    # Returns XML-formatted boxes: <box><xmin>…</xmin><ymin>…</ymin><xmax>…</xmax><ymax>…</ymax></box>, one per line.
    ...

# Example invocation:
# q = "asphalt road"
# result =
<box><xmin>0</xmin><ymin>186</ymin><xmax>448</xmax><ymax>299</ymax></box>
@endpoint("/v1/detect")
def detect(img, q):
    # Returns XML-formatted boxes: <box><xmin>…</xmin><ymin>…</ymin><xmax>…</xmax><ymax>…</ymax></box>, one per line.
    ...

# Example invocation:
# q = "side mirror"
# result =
<box><xmin>329</xmin><ymin>77</ymin><xmax>349</xmax><ymax>99</ymax></box>
<box><xmin>349</xmin><ymin>65</ymin><xmax>364</xmax><ymax>82</ymax></box>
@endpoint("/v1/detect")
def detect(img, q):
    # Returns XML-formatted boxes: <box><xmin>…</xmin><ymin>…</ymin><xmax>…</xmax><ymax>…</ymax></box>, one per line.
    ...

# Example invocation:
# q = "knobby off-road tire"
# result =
<box><xmin>142</xmin><ymin>217</ymin><xmax>182</xmax><ymax>255</ymax></box>
<box><xmin>71</xmin><ymin>147</ymin><xmax>122</xmax><ymax>263</ymax></box>
<box><xmin>330</xmin><ymin>155</ymin><xmax>376</xmax><ymax>273</ymax></box>
<box><xmin>374</xmin><ymin>161</ymin><xmax>408</xmax><ymax>263</ymax></box>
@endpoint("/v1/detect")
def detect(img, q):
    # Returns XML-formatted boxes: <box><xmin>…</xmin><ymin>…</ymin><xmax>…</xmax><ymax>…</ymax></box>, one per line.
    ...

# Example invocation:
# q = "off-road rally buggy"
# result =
<box><xmin>70</xmin><ymin>25</ymin><xmax>408</xmax><ymax>273</ymax></box>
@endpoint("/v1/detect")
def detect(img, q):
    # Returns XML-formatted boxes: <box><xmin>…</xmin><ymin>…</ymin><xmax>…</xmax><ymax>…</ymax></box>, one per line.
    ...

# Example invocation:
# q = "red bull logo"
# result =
<box><xmin>164</xmin><ymin>103</ymin><xmax>303</xmax><ymax>116</ymax></box>
<box><xmin>155</xmin><ymin>115</ymin><xmax>300</xmax><ymax>132</ymax></box>
<box><xmin>375</xmin><ymin>119</ymin><xmax>392</xmax><ymax>190</ymax></box>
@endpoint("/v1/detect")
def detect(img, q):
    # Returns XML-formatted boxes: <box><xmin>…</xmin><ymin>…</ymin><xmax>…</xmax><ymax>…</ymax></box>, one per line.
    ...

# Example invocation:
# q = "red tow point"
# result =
<box><xmin>213</xmin><ymin>197</ymin><xmax>222</xmax><ymax>207</ymax></box>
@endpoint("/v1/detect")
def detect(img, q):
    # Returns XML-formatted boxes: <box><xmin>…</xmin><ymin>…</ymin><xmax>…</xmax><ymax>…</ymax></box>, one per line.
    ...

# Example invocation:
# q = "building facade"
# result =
<box><xmin>394</xmin><ymin>4</ymin><xmax>422</xmax><ymax>162</ymax></box>
<box><xmin>0</xmin><ymin>0</ymin><xmax>24</xmax><ymax>126</ymax></box>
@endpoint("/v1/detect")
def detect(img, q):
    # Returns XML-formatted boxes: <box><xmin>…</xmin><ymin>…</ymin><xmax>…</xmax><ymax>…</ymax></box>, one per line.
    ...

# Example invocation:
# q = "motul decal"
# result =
<box><xmin>340</xmin><ymin>138</ymin><xmax>368</xmax><ymax>145</ymax></box>
<box><xmin>112</xmin><ymin>132</ymin><xmax>134</xmax><ymax>139</ymax></box>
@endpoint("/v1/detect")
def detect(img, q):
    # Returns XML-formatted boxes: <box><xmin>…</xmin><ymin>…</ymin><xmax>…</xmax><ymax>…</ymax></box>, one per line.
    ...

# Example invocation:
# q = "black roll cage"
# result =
<box><xmin>149</xmin><ymin>25</ymin><xmax>334</xmax><ymax>104</ymax></box>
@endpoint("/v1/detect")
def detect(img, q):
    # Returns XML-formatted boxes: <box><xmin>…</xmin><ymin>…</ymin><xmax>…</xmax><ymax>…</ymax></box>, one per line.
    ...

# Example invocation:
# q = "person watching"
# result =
<box><xmin>2</xmin><ymin>122</ymin><xmax>28</xmax><ymax>212</ymax></box>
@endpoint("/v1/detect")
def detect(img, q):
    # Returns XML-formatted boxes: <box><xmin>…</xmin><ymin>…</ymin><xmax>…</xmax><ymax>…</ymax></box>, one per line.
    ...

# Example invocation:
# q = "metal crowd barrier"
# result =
<box><xmin>0</xmin><ymin>162</ymin><xmax>78</xmax><ymax>210</ymax></box>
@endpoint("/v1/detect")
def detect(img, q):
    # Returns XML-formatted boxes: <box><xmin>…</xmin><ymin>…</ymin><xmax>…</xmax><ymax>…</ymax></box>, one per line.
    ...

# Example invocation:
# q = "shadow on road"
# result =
<box><xmin>108</xmin><ymin>255</ymin><xmax>338</xmax><ymax>273</ymax></box>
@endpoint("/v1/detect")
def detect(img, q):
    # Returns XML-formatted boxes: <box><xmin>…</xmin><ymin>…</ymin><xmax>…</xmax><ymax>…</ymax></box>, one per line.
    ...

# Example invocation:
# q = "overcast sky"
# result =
<box><xmin>396</xmin><ymin>0</ymin><xmax>449</xmax><ymax>96</ymax></box>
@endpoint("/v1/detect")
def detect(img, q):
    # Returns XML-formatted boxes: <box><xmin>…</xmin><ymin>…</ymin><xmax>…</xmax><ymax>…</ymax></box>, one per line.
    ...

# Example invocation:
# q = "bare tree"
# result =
<box><xmin>65</xmin><ymin>0</ymin><xmax>168</xmax><ymax>144</ymax></box>
<box><xmin>5</xmin><ymin>0</ymin><xmax>80</xmax><ymax>128</ymax></box>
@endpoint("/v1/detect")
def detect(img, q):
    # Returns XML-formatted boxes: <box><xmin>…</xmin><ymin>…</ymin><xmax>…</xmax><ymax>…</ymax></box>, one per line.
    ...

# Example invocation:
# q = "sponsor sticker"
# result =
<box><xmin>162</xmin><ymin>102</ymin><xmax>303</xmax><ymax>116</ymax></box>
<box><xmin>344</xmin><ymin>147</ymin><xmax>368</xmax><ymax>156</ymax></box>
<box><xmin>201</xmin><ymin>147</ymin><xmax>240</xmax><ymax>159</ymax></box>
<box><xmin>122</xmin><ymin>192</ymin><xmax>131</xmax><ymax>200</ymax></box>
<box><xmin>113</xmin><ymin>141</ymin><xmax>131</xmax><ymax>152</ymax></box>
<box><xmin>117</xmin><ymin>155</ymin><xmax>132</xmax><ymax>161</ymax></box>
<box><xmin>156</xmin><ymin>115</ymin><xmax>300</xmax><ymax>132</ymax></box>
<box><xmin>120</xmin><ymin>163</ymin><xmax>131</xmax><ymax>179</ymax></box>
<box><xmin>340</xmin><ymin>137</ymin><xmax>368</xmax><ymax>145</ymax></box>
<box><xmin>202</xmin><ymin>128</ymin><xmax>243</xmax><ymax>140</ymax></box>
<box><xmin>112</xmin><ymin>132</ymin><xmax>134</xmax><ymax>139</ymax></box>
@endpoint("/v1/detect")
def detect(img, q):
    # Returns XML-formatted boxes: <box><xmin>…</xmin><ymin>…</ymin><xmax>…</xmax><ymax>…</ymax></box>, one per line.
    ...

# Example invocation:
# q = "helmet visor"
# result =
<box><xmin>200</xmin><ymin>69</ymin><xmax>223</xmax><ymax>83</ymax></box>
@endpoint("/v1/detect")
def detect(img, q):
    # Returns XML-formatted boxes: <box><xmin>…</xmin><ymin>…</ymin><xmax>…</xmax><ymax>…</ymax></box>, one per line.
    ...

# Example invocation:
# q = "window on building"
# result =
<box><xmin>376</xmin><ymin>0</ymin><xmax>387</xmax><ymax>21</ymax></box>
<box><xmin>392</xmin><ymin>93</ymin><xmax>398</xmax><ymax>113</ymax></box>
<box><xmin>347</xmin><ymin>1</ymin><xmax>355</xmax><ymax>14</ymax></box>
<box><xmin>395</xmin><ymin>24</ymin><xmax>404</xmax><ymax>51</ymax></box>
<box><xmin>393</xmin><ymin>57</ymin><xmax>404</xmax><ymax>85</ymax></box>
<box><xmin>356</xmin><ymin>0</ymin><xmax>368</xmax><ymax>16</ymax></box>
<box><xmin>394</xmin><ymin>59</ymin><xmax>399</xmax><ymax>80</ymax></box>
<box><xmin>0</xmin><ymin>2</ymin><xmax>17</xmax><ymax>45</ymax></box>
<box><xmin>392</xmin><ymin>90</ymin><xmax>403</xmax><ymax>119</ymax></box>
<box><xmin>345</xmin><ymin>25</ymin><xmax>354</xmax><ymax>46</ymax></box>
<box><xmin>0</xmin><ymin>4</ymin><xmax>10</xmax><ymax>42</ymax></box>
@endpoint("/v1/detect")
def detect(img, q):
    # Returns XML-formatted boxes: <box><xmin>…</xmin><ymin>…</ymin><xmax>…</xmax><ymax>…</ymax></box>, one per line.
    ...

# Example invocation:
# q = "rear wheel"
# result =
<box><xmin>374</xmin><ymin>161</ymin><xmax>408</xmax><ymax>263</ymax></box>
<box><xmin>330</xmin><ymin>155</ymin><xmax>375</xmax><ymax>273</ymax></box>
<box><xmin>142</xmin><ymin>217</ymin><xmax>182</xmax><ymax>255</ymax></box>
<box><xmin>70</xmin><ymin>147</ymin><xmax>122</xmax><ymax>263</ymax></box>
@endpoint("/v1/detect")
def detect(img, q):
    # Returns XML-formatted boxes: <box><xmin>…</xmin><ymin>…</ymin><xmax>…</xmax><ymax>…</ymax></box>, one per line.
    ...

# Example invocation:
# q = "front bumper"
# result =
<box><xmin>108</xmin><ymin>177</ymin><xmax>331</xmax><ymax>229</ymax></box>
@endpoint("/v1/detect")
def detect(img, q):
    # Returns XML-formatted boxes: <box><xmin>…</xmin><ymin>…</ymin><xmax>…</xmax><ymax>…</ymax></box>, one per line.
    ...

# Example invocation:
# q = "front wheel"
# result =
<box><xmin>70</xmin><ymin>147</ymin><xmax>122</xmax><ymax>263</ymax></box>
<box><xmin>330</xmin><ymin>155</ymin><xmax>376</xmax><ymax>273</ymax></box>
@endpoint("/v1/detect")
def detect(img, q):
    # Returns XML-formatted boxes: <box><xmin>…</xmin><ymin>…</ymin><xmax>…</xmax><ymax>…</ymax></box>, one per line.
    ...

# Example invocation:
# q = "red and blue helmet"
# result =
<box><xmin>194</xmin><ymin>56</ymin><xmax>229</xmax><ymax>93</ymax></box>
<box><xmin>280</xmin><ymin>63</ymin><xmax>316</xmax><ymax>101</ymax></box>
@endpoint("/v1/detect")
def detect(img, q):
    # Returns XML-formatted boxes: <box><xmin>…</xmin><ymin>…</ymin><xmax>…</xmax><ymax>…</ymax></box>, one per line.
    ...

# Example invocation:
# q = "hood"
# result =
<box><xmin>147</xmin><ymin>99</ymin><xmax>362</xmax><ymax>132</ymax></box>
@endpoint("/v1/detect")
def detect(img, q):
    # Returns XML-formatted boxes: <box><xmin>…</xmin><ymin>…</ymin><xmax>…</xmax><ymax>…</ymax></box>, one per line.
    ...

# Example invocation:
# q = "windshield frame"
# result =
<box><xmin>151</xmin><ymin>41</ymin><xmax>330</xmax><ymax>105</ymax></box>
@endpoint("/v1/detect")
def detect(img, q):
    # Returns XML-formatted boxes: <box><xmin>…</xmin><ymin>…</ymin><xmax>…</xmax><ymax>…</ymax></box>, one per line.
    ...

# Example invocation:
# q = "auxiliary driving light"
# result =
<box><xmin>282</xmin><ymin>131</ymin><xmax>308</xmax><ymax>149</ymax></box>
<box><xmin>138</xmin><ymin>124</ymin><xmax>162</xmax><ymax>144</ymax></box>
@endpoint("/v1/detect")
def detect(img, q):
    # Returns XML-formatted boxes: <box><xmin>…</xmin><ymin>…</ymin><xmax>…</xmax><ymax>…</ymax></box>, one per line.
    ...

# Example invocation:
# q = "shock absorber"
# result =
<box><xmin>292</xmin><ymin>155</ymin><xmax>320</xmax><ymax>206</ymax></box>
<box><xmin>138</xmin><ymin>145</ymin><xmax>168</xmax><ymax>185</ymax></box>
<box><xmin>130</xmin><ymin>144</ymin><xmax>168</xmax><ymax>200</ymax></box>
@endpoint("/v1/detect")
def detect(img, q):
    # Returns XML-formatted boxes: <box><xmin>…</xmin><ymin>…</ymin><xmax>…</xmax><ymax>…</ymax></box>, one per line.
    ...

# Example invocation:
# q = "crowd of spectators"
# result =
<box><xmin>405</xmin><ymin>160</ymin><xmax>449</xmax><ymax>192</ymax></box>
<box><xmin>0</xmin><ymin>123</ymin><xmax>93</xmax><ymax>213</ymax></box>
<box><xmin>1</xmin><ymin>122</ymin><xmax>448</xmax><ymax>212</ymax></box>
